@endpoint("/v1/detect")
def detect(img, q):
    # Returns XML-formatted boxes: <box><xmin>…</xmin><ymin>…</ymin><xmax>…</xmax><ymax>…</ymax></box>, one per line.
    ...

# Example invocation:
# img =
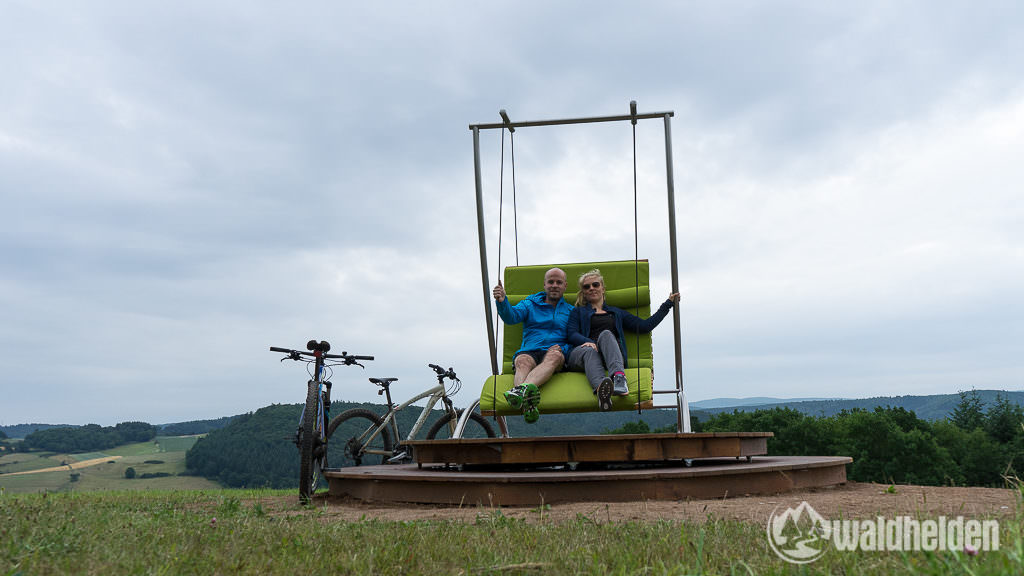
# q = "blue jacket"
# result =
<box><xmin>497</xmin><ymin>292</ymin><xmax>574</xmax><ymax>357</ymax></box>
<box><xmin>567</xmin><ymin>299</ymin><xmax>675</xmax><ymax>368</ymax></box>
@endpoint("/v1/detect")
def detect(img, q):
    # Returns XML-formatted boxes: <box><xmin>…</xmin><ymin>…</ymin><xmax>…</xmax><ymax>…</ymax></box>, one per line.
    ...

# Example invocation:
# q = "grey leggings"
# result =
<box><xmin>567</xmin><ymin>330</ymin><xmax>624</xmax><ymax>391</ymax></box>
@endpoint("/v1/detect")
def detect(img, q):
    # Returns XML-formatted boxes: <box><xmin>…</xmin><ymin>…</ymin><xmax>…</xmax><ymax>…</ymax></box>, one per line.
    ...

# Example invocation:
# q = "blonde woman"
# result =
<box><xmin>566</xmin><ymin>269</ymin><xmax>679</xmax><ymax>411</ymax></box>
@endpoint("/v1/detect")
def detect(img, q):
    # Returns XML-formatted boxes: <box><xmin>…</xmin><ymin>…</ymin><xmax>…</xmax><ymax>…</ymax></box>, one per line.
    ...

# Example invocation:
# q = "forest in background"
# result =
<box><xmin>4</xmin><ymin>390</ymin><xmax>1023</xmax><ymax>491</ymax></box>
<box><xmin>617</xmin><ymin>391</ymin><xmax>1024</xmax><ymax>487</ymax></box>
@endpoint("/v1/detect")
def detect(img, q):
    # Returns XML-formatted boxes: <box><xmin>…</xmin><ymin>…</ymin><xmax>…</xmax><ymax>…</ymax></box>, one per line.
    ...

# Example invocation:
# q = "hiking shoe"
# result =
<box><xmin>523</xmin><ymin>405</ymin><xmax>540</xmax><ymax>424</ymax></box>
<box><xmin>612</xmin><ymin>373</ymin><xmax>629</xmax><ymax>396</ymax></box>
<box><xmin>520</xmin><ymin>383</ymin><xmax>540</xmax><ymax>406</ymax></box>
<box><xmin>597</xmin><ymin>377</ymin><xmax>613</xmax><ymax>411</ymax></box>
<box><xmin>504</xmin><ymin>384</ymin><xmax>528</xmax><ymax>410</ymax></box>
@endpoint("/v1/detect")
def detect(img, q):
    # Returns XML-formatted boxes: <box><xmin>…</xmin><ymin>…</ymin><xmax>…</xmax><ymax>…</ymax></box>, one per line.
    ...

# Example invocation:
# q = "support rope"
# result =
<box><xmin>497</xmin><ymin>129</ymin><xmax>505</xmax><ymax>299</ymax></box>
<box><xmin>492</xmin><ymin>128</ymin><xmax>508</xmax><ymax>417</ymax></box>
<box><xmin>492</xmin><ymin>125</ymin><xmax>523</xmax><ymax>422</ymax></box>
<box><xmin>511</xmin><ymin>131</ymin><xmax>520</xmax><ymax>267</ymax></box>
<box><xmin>632</xmin><ymin>119</ymin><xmax>642</xmax><ymax>415</ymax></box>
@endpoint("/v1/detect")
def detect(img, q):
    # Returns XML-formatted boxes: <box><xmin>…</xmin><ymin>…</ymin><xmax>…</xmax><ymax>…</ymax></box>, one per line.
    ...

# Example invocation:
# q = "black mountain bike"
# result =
<box><xmin>270</xmin><ymin>340</ymin><xmax>372</xmax><ymax>503</ymax></box>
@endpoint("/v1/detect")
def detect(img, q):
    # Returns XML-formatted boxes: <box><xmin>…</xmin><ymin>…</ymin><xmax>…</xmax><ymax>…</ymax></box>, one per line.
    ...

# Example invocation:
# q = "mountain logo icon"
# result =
<box><xmin>766</xmin><ymin>501</ymin><xmax>832</xmax><ymax>564</ymax></box>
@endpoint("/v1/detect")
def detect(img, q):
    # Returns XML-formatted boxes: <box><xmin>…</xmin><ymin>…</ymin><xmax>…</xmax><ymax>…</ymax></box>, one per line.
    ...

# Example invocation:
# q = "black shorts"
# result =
<box><xmin>514</xmin><ymin>348</ymin><xmax>564</xmax><ymax>369</ymax></box>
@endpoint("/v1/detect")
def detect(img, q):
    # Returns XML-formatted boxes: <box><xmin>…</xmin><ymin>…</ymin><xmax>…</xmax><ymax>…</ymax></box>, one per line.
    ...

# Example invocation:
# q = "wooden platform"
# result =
<box><xmin>325</xmin><ymin>455</ymin><xmax>852</xmax><ymax>505</ymax></box>
<box><xmin>404</xmin><ymin>432</ymin><xmax>773</xmax><ymax>467</ymax></box>
<box><xmin>324</xmin><ymin>433</ymin><xmax>850</xmax><ymax>505</ymax></box>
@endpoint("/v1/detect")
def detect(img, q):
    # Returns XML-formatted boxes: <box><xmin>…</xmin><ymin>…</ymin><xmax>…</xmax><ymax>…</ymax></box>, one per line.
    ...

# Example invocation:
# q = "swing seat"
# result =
<box><xmin>480</xmin><ymin>260</ymin><xmax>656</xmax><ymax>417</ymax></box>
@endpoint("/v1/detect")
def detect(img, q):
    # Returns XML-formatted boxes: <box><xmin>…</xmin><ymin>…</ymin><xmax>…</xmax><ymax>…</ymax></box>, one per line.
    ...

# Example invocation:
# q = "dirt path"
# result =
<box><xmin>0</xmin><ymin>455</ymin><xmax>122</xmax><ymax>477</ymax></box>
<box><xmin>267</xmin><ymin>482</ymin><xmax>1019</xmax><ymax>525</ymax></box>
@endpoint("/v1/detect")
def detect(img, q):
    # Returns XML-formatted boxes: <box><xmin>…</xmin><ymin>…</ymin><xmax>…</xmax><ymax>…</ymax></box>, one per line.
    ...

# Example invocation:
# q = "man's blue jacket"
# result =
<box><xmin>496</xmin><ymin>292</ymin><xmax>573</xmax><ymax>358</ymax></box>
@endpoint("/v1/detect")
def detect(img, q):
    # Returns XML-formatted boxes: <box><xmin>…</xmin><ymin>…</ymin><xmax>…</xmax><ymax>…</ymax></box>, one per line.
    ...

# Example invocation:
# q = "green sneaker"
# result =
<box><xmin>521</xmin><ymin>383</ymin><xmax>541</xmax><ymax>423</ymax></box>
<box><xmin>504</xmin><ymin>384</ymin><xmax>528</xmax><ymax>410</ymax></box>
<box><xmin>523</xmin><ymin>404</ymin><xmax>540</xmax><ymax>424</ymax></box>
<box><xmin>520</xmin><ymin>383</ymin><xmax>540</xmax><ymax>405</ymax></box>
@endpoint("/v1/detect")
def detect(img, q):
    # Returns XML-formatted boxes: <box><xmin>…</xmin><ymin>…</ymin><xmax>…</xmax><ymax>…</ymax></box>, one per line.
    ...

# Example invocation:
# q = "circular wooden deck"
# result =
<box><xmin>325</xmin><ymin>453</ymin><xmax>852</xmax><ymax>506</ymax></box>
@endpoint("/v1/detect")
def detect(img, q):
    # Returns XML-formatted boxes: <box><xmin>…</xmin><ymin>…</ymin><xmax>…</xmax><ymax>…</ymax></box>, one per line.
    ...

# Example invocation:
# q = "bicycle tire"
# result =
<box><xmin>426</xmin><ymin>410</ymin><xmax>497</xmax><ymax>440</ymax></box>
<box><xmin>298</xmin><ymin>381</ymin><xmax>325</xmax><ymax>504</ymax></box>
<box><xmin>327</xmin><ymin>409</ymin><xmax>393</xmax><ymax>466</ymax></box>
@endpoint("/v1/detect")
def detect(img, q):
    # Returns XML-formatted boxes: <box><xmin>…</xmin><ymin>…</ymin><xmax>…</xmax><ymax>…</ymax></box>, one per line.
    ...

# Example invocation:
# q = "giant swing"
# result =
<box><xmin>463</xmin><ymin>102</ymin><xmax>691</xmax><ymax>438</ymax></box>
<box><xmin>325</xmin><ymin>103</ymin><xmax>852</xmax><ymax>504</ymax></box>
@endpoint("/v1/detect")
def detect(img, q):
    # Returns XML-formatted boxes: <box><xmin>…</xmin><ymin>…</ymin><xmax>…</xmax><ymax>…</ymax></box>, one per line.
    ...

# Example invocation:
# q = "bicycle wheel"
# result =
<box><xmin>326</xmin><ymin>409</ymin><xmax>393</xmax><ymax>466</ymax></box>
<box><xmin>426</xmin><ymin>410</ymin><xmax>497</xmax><ymax>440</ymax></box>
<box><xmin>298</xmin><ymin>382</ymin><xmax>325</xmax><ymax>504</ymax></box>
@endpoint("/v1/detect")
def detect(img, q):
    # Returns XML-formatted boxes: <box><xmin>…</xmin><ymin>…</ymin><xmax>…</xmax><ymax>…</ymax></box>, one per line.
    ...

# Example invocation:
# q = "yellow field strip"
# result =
<box><xmin>1</xmin><ymin>455</ymin><xmax>123</xmax><ymax>477</ymax></box>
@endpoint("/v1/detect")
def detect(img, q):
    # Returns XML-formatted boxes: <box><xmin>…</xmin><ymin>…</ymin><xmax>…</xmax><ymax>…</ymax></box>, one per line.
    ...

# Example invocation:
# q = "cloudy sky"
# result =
<box><xmin>2</xmin><ymin>2</ymin><xmax>1021</xmax><ymax>427</ymax></box>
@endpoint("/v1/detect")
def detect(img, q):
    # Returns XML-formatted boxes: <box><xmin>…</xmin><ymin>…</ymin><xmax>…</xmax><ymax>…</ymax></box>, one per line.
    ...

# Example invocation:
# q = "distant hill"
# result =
<box><xmin>0</xmin><ymin>423</ymin><xmax>79</xmax><ymax>439</ymax></box>
<box><xmin>2</xmin><ymin>417</ymin><xmax>237</xmax><ymax>441</ymax></box>
<box><xmin>158</xmin><ymin>416</ymin><xmax>237</xmax><ymax>436</ymax></box>
<box><xmin>690</xmin><ymin>397</ymin><xmax>841</xmax><ymax>409</ymax></box>
<box><xmin>694</xmin><ymin>390</ymin><xmax>1024</xmax><ymax>421</ymax></box>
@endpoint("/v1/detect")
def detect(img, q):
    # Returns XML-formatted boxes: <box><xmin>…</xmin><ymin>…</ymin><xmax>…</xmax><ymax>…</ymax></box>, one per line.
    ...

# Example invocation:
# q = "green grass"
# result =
<box><xmin>0</xmin><ymin>438</ymin><xmax>221</xmax><ymax>495</ymax></box>
<box><xmin>155</xmin><ymin>435</ymin><xmax>202</xmax><ymax>453</ymax></box>
<box><xmin>0</xmin><ymin>453</ymin><xmax>64</xmax><ymax>474</ymax></box>
<box><xmin>105</xmin><ymin>440</ymin><xmax>163</xmax><ymax>457</ymax></box>
<box><xmin>1</xmin><ymin>490</ymin><xmax>1021</xmax><ymax>575</ymax></box>
<box><xmin>68</xmin><ymin>451</ymin><xmax>110</xmax><ymax>461</ymax></box>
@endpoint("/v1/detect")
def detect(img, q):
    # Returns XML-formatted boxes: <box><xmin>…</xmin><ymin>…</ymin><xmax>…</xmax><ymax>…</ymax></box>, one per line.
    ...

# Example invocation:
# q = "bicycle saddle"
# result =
<box><xmin>369</xmin><ymin>377</ymin><xmax>398</xmax><ymax>386</ymax></box>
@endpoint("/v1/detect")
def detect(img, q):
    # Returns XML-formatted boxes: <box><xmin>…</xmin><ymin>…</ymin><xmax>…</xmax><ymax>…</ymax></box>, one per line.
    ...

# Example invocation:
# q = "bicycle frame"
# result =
<box><xmin>354</xmin><ymin>383</ymin><xmax>449</xmax><ymax>458</ymax></box>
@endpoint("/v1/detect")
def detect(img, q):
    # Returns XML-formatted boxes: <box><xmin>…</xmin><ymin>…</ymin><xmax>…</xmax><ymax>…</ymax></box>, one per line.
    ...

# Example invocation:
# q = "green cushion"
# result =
<box><xmin>480</xmin><ymin>369</ymin><xmax>653</xmax><ymax>416</ymax></box>
<box><xmin>487</xmin><ymin>260</ymin><xmax>656</xmax><ymax>414</ymax></box>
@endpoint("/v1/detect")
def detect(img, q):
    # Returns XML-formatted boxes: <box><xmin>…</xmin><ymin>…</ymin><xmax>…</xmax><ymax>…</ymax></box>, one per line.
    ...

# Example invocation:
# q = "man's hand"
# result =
<box><xmin>668</xmin><ymin>292</ymin><xmax>680</xmax><ymax>303</ymax></box>
<box><xmin>582</xmin><ymin>342</ymin><xmax>597</xmax><ymax>350</ymax></box>
<box><xmin>493</xmin><ymin>281</ymin><xmax>506</xmax><ymax>303</ymax></box>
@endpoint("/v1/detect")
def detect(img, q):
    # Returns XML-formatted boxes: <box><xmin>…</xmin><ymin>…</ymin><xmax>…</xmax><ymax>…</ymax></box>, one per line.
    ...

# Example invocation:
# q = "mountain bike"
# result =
<box><xmin>329</xmin><ymin>364</ymin><xmax>497</xmax><ymax>465</ymax></box>
<box><xmin>270</xmin><ymin>340</ymin><xmax>372</xmax><ymax>503</ymax></box>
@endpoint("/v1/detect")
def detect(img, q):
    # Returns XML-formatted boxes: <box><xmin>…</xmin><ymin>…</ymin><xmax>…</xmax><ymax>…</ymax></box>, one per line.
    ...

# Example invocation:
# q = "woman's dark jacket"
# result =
<box><xmin>566</xmin><ymin>299</ymin><xmax>674</xmax><ymax>368</ymax></box>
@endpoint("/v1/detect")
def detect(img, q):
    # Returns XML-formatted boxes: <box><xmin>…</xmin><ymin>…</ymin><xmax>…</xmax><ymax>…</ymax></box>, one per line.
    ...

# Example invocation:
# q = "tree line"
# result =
<box><xmin>695</xmin><ymin>389</ymin><xmax>1024</xmax><ymax>421</ymax></box>
<box><xmin>18</xmin><ymin>422</ymin><xmax>158</xmax><ymax>453</ymax></box>
<box><xmin>183</xmin><ymin>401</ymin><xmax>451</xmax><ymax>488</ymax></box>
<box><xmin>160</xmin><ymin>416</ymin><xmax>236</xmax><ymax>436</ymax></box>
<box><xmin>614</xmin><ymin>391</ymin><xmax>1024</xmax><ymax>487</ymax></box>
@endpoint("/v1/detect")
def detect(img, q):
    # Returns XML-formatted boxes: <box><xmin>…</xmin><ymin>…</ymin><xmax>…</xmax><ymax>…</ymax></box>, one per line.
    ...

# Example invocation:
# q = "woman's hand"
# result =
<box><xmin>493</xmin><ymin>282</ymin><xmax>506</xmax><ymax>303</ymax></box>
<box><xmin>668</xmin><ymin>292</ymin><xmax>680</xmax><ymax>303</ymax></box>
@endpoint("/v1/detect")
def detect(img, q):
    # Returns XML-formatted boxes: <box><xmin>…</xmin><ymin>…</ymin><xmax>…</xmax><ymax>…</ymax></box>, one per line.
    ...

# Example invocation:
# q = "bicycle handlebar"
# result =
<box><xmin>428</xmin><ymin>363</ymin><xmax>458</xmax><ymax>381</ymax></box>
<box><xmin>269</xmin><ymin>346</ymin><xmax>374</xmax><ymax>363</ymax></box>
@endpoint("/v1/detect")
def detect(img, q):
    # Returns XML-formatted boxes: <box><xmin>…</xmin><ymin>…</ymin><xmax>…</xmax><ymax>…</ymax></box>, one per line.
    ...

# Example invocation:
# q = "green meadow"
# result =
<box><xmin>4</xmin><ymin>434</ymin><xmax>1024</xmax><ymax>574</ymax></box>
<box><xmin>2</xmin><ymin>490</ymin><xmax>1022</xmax><ymax>575</ymax></box>
<box><xmin>0</xmin><ymin>436</ymin><xmax>220</xmax><ymax>495</ymax></box>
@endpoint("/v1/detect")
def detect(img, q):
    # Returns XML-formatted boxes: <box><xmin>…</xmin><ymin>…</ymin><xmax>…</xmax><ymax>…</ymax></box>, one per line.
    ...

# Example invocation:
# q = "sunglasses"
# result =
<box><xmin>583</xmin><ymin>281</ymin><xmax>602</xmax><ymax>290</ymax></box>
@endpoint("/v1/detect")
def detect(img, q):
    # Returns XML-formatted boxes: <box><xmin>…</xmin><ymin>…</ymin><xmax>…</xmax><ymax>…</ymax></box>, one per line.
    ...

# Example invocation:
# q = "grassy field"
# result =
<box><xmin>0</xmin><ymin>452</ymin><xmax>61</xmax><ymax>475</ymax></box>
<box><xmin>0</xmin><ymin>436</ymin><xmax>218</xmax><ymax>495</ymax></box>
<box><xmin>1</xmin><ymin>489</ymin><xmax>1022</xmax><ymax>575</ymax></box>
<box><xmin>154</xmin><ymin>435</ymin><xmax>202</xmax><ymax>453</ymax></box>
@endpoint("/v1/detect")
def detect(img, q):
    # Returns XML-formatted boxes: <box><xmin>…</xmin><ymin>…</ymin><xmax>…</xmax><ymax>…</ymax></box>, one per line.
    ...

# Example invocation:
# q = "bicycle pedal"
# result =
<box><xmin>387</xmin><ymin>450</ymin><xmax>409</xmax><ymax>464</ymax></box>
